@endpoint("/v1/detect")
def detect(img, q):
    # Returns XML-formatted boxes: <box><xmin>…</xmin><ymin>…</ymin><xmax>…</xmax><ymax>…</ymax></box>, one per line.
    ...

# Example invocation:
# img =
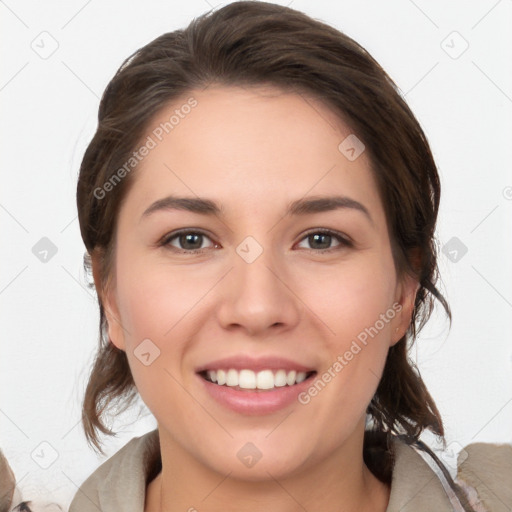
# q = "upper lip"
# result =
<box><xmin>195</xmin><ymin>355</ymin><xmax>316</xmax><ymax>373</ymax></box>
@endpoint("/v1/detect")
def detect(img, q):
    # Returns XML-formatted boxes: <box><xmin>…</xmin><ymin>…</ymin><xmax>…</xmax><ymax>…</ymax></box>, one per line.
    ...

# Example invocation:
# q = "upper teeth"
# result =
<box><xmin>206</xmin><ymin>369</ymin><xmax>308</xmax><ymax>389</ymax></box>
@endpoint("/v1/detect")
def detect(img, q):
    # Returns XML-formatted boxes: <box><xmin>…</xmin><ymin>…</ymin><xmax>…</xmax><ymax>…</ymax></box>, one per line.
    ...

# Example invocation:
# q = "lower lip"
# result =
<box><xmin>197</xmin><ymin>373</ymin><xmax>316</xmax><ymax>415</ymax></box>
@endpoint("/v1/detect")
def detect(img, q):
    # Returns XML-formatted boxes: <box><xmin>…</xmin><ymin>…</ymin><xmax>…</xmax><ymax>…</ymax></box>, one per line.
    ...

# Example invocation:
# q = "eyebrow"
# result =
<box><xmin>141</xmin><ymin>194</ymin><xmax>374</xmax><ymax>225</ymax></box>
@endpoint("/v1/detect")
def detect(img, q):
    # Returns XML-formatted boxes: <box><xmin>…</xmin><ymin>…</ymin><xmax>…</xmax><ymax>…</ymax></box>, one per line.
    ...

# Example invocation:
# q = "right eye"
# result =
<box><xmin>159</xmin><ymin>230</ymin><xmax>219</xmax><ymax>254</ymax></box>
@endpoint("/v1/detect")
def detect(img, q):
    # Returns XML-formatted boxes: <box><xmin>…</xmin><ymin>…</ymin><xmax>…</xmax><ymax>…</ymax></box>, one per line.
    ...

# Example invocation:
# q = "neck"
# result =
<box><xmin>146</xmin><ymin>424</ymin><xmax>390</xmax><ymax>512</ymax></box>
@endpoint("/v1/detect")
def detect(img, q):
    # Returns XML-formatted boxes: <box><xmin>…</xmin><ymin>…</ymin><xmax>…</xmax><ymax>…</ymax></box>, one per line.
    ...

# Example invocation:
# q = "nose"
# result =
<box><xmin>216</xmin><ymin>243</ymin><xmax>302</xmax><ymax>337</ymax></box>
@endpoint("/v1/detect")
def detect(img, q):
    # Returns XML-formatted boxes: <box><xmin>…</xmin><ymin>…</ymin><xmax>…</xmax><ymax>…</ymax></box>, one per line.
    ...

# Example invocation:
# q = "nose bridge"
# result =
<box><xmin>237</xmin><ymin>239</ymin><xmax>279</xmax><ymax>295</ymax></box>
<box><xmin>216</xmin><ymin>235</ymin><xmax>300</xmax><ymax>334</ymax></box>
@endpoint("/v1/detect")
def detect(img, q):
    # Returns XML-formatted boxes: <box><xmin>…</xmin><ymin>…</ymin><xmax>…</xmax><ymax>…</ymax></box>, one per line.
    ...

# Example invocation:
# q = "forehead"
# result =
<box><xmin>120</xmin><ymin>85</ymin><xmax>386</xmax><ymax>227</ymax></box>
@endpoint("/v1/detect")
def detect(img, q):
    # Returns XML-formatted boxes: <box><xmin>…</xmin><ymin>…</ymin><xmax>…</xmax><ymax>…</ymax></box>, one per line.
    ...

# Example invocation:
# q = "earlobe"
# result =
<box><xmin>90</xmin><ymin>249</ymin><xmax>126</xmax><ymax>351</ymax></box>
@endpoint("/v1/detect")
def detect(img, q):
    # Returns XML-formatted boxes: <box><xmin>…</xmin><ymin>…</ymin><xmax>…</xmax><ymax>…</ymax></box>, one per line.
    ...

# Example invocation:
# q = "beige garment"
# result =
<box><xmin>69</xmin><ymin>429</ymin><xmax>511</xmax><ymax>512</ymax></box>
<box><xmin>457</xmin><ymin>442</ymin><xmax>512</xmax><ymax>512</ymax></box>
<box><xmin>0</xmin><ymin>449</ymin><xmax>22</xmax><ymax>512</ymax></box>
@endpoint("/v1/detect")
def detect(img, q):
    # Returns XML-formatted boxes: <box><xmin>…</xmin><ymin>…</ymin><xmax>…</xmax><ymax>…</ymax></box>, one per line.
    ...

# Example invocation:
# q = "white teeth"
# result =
<box><xmin>285</xmin><ymin>370</ymin><xmax>296</xmax><ymax>386</ymax></box>
<box><xmin>239</xmin><ymin>369</ymin><xmax>256</xmax><ymax>389</ymax></box>
<box><xmin>295</xmin><ymin>372</ymin><xmax>307</xmax><ymax>383</ymax></box>
<box><xmin>204</xmin><ymin>368</ymin><xmax>312</xmax><ymax>389</ymax></box>
<box><xmin>216</xmin><ymin>369</ymin><xmax>226</xmax><ymax>385</ymax></box>
<box><xmin>256</xmin><ymin>369</ymin><xmax>274</xmax><ymax>390</ymax></box>
<box><xmin>226</xmin><ymin>369</ymin><xmax>238</xmax><ymax>386</ymax></box>
<box><xmin>274</xmin><ymin>369</ymin><xmax>287</xmax><ymax>387</ymax></box>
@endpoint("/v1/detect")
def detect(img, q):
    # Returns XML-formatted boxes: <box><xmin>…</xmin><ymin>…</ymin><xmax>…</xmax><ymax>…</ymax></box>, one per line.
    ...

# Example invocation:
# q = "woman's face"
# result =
<box><xmin>98</xmin><ymin>85</ymin><xmax>417</xmax><ymax>479</ymax></box>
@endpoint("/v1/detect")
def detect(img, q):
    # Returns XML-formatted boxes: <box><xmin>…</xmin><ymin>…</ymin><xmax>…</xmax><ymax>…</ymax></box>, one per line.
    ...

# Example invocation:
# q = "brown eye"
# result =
<box><xmin>296</xmin><ymin>230</ymin><xmax>352</xmax><ymax>252</ymax></box>
<box><xmin>161</xmin><ymin>230</ymin><xmax>216</xmax><ymax>253</ymax></box>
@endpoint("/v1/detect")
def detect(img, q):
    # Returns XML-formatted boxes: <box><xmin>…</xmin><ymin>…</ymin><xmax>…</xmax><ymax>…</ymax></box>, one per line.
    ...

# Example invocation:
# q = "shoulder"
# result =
<box><xmin>68</xmin><ymin>429</ymin><xmax>159</xmax><ymax>512</ymax></box>
<box><xmin>386</xmin><ymin>437</ymin><xmax>512</xmax><ymax>512</ymax></box>
<box><xmin>456</xmin><ymin>442</ymin><xmax>512</xmax><ymax>512</ymax></box>
<box><xmin>386</xmin><ymin>437</ymin><xmax>454</xmax><ymax>511</ymax></box>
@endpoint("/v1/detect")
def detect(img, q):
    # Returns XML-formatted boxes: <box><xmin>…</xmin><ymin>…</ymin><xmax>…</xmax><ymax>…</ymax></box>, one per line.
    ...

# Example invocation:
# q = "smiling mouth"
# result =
<box><xmin>198</xmin><ymin>368</ymin><xmax>317</xmax><ymax>391</ymax></box>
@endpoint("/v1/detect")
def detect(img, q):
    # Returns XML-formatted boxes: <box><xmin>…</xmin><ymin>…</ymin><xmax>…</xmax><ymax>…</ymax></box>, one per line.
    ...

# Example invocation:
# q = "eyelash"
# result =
<box><xmin>158</xmin><ymin>228</ymin><xmax>353</xmax><ymax>254</ymax></box>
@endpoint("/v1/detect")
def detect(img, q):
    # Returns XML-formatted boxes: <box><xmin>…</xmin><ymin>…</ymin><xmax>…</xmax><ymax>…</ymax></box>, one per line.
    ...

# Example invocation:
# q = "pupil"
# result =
<box><xmin>181</xmin><ymin>233</ymin><xmax>202</xmax><ymax>249</ymax></box>
<box><xmin>311</xmin><ymin>233</ymin><xmax>330</xmax><ymax>249</ymax></box>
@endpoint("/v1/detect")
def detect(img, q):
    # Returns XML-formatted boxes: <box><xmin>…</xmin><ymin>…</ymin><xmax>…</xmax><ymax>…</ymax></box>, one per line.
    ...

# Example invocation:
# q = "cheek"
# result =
<box><xmin>113</xmin><ymin>265</ymin><xmax>195</xmax><ymax>417</ymax></box>
<box><xmin>115</xmin><ymin>253</ymin><xmax>204</xmax><ymax>345</ymax></box>
<box><xmin>294</xmin><ymin>250</ymin><xmax>397</xmax><ymax>342</ymax></box>
<box><xmin>294</xmin><ymin>252</ymin><xmax>397</xmax><ymax>413</ymax></box>
<box><xmin>113</xmin><ymin>253</ymin><xmax>221</xmax><ymax>402</ymax></box>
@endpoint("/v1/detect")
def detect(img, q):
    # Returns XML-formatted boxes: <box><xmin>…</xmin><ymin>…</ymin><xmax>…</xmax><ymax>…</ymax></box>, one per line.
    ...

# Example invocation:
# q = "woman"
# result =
<box><xmin>69</xmin><ymin>2</ymin><xmax>510</xmax><ymax>511</ymax></box>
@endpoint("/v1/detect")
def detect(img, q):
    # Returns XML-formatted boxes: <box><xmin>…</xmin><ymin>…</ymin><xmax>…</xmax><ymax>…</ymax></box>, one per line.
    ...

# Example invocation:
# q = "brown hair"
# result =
<box><xmin>78</xmin><ymin>0</ymin><xmax>450</xmax><ymax>475</ymax></box>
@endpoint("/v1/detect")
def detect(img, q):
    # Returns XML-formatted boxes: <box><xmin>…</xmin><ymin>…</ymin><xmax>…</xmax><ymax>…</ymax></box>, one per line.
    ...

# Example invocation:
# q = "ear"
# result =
<box><xmin>390</xmin><ymin>250</ymin><xmax>421</xmax><ymax>346</ymax></box>
<box><xmin>90</xmin><ymin>248</ymin><xmax>126</xmax><ymax>351</ymax></box>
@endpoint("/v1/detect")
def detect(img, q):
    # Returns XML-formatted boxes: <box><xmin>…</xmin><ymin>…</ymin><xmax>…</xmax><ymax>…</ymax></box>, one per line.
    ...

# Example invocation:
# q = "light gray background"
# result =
<box><xmin>1</xmin><ymin>0</ymin><xmax>511</xmax><ymax>509</ymax></box>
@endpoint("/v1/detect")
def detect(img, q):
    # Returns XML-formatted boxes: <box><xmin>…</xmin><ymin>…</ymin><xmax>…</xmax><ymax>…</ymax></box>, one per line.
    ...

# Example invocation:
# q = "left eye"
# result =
<box><xmin>295</xmin><ymin>230</ymin><xmax>351</xmax><ymax>251</ymax></box>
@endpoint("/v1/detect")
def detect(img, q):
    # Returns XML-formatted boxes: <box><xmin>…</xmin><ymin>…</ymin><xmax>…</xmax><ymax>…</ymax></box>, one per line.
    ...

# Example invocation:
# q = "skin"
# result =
<box><xmin>92</xmin><ymin>85</ymin><xmax>418</xmax><ymax>512</ymax></box>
